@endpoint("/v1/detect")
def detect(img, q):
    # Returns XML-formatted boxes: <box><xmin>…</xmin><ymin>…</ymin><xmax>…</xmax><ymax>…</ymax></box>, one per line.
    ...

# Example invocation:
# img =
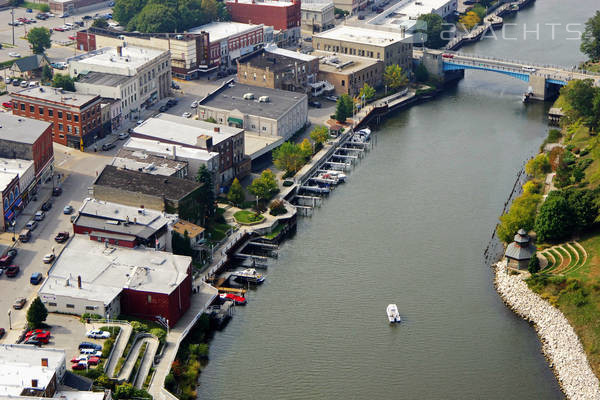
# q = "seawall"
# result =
<box><xmin>494</xmin><ymin>259</ymin><xmax>600</xmax><ymax>400</ymax></box>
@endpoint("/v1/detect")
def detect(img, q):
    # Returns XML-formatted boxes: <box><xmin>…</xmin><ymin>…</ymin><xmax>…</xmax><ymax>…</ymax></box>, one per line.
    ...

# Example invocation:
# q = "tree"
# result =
<box><xmin>528</xmin><ymin>254</ymin><xmax>541</xmax><ymax>274</ymax></box>
<box><xmin>416</xmin><ymin>13</ymin><xmax>448</xmax><ymax>49</ymax></box>
<box><xmin>195</xmin><ymin>165</ymin><xmax>215</xmax><ymax>226</ymax></box>
<box><xmin>310</xmin><ymin>125</ymin><xmax>330</xmax><ymax>145</ymax></box>
<box><xmin>273</xmin><ymin>142</ymin><xmax>306</xmax><ymax>174</ymax></box>
<box><xmin>384</xmin><ymin>64</ymin><xmax>408</xmax><ymax>93</ymax></box>
<box><xmin>41</xmin><ymin>65</ymin><xmax>53</xmax><ymax>82</ymax></box>
<box><xmin>248</xmin><ymin>169</ymin><xmax>278</xmax><ymax>202</ymax></box>
<box><xmin>534</xmin><ymin>191</ymin><xmax>573</xmax><ymax>242</ymax></box>
<box><xmin>554</xmin><ymin>157</ymin><xmax>572</xmax><ymax>188</ymax></box>
<box><xmin>128</xmin><ymin>3</ymin><xmax>178</xmax><ymax>33</ymax></box>
<box><xmin>172</xmin><ymin>231</ymin><xmax>194</xmax><ymax>257</ymax></box>
<box><xmin>227</xmin><ymin>177</ymin><xmax>244</xmax><ymax>206</ymax></box>
<box><xmin>27</xmin><ymin>297</ymin><xmax>48</xmax><ymax>328</ymax></box>
<box><xmin>414</xmin><ymin>63</ymin><xmax>429</xmax><ymax>83</ymax></box>
<box><xmin>564</xmin><ymin>188</ymin><xmax>598</xmax><ymax>229</ymax></box>
<box><xmin>359</xmin><ymin>83</ymin><xmax>376</xmax><ymax>102</ymax></box>
<box><xmin>299</xmin><ymin>138</ymin><xmax>313</xmax><ymax>159</ymax></box>
<box><xmin>114</xmin><ymin>383</ymin><xmax>135</xmax><ymax>400</ymax></box>
<box><xmin>459</xmin><ymin>11</ymin><xmax>480</xmax><ymax>31</ymax></box>
<box><xmin>113</xmin><ymin>0</ymin><xmax>146</xmax><ymax>26</ymax></box>
<box><xmin>92</xmin><ymin>18</ymin><xmax>109</xmax><ymax>28</ymax></box>
<box><xmin>525</xmin><ymin>153</ymin><xmax>551</xmax><ymax>178</ymax></box>
<box><xmin>334</xmin><ymin>94</ymin><xmax>353</xmax><ymax>123</ymax></box>
<box><xmin>471</xmin><ymin>4</ymin><xmax>486</xmax><ymax>19</ymax></box>
<box><xmin>562</xmin><ymin>79</ymin><xmax>596</xmax><ymax>120</ymax></box>
<box><xmin>496</xmin><ymin>192</ymin><xmax>542</xmax><ymax>243</ymax></box>
<box><xmin>27</xmin><ymin>27</ymin><xmax>51</xmax><ymax>55</ymax></box>
<box><xmin>581</xmin><ymin>10</ymin><xmax>600</xmax><ymax>61</ymax></box>
<box><xmin>52</xmin><ymin>74</ymin><xmax>75</xmax><ymax>91</ymax></box>
<box><xmin>39</xmin><ymin>4</ymin><xmax>50</xmax><ymax>12</ymax></box>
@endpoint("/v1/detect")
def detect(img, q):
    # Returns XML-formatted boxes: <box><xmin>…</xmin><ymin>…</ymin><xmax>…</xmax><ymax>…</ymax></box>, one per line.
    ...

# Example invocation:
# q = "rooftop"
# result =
<box><xmin>94</xmin><ymin>165</ymin><xmax>201</xmax><ymax>202</ymax></box>
<box><xmin>134</xmin><ymin>114</ymin><xmax>243</xmax><ymax>147</ymax></box>
<box><xmin>123</xmin><ymin>138</ymin><xmax>219</xmax><ymax>162</ymax></box>
<box><xmin>0</xmin><ymin>158</ymin><xmax>34</xmax><ymax>190</ymax></box>
<box><xmin>0</xmin><ymin>344</ymin><xmax>65</xmax><ymax>397</ymax></box>
<box><xmin>173</xmin><ymin>220</ymin><xmax>205</xmax><ymax>239</ymax></box>
<box><xmin>301</xmin><ymin>1</ymin><xmax>334</xmax><ymax>11</ymax></box>
<box><xmin>77</xmin><ymin>71</ymin><xmax>131</xmax><ymax>87</ymax></box>
<box><xmin>226</xmin><ymin>0</ymin><xmax>296</xmax><ymax>6</ymax></box>
<box><xmin>11</xmin><ymin>87</ymin><xmax>99</xmax><ymax>108</ymax></box>
<box><xmin>189</xmin><ymin>22</ymin><xmax>263</xmax><ymax>43</ymax></box>
<box><xmin>38</xmin><ymin>236</ymin><xmax>191</xmax><ymax>305</ymax></box>
<box><xmin>199</xmin><ymin>81</ymin><xmax>307</xmax><ymax>120</ymax></box>
<box><xmin>0</xmin><ymin>114</ymin><xmax>51</xmax><ymax>144</ymax></box>
<box><xmin>68</xmin><ymin>46</ymin><xmax>167</xmax><ymax>76</ymax></box>
<box><xmin>52</xmin><ymin>391</ymin><xmax>106</xmax><ymax>400</ymax></box>
<box><xmin>239</xmin><ymin>50</ymin><xmax>307</xmax><ymax>73</ymax></box>
<box><xmin>111</xmin><ymin>148</ymin><xmax>188</xmax><ymax>177</ymax></box>
<box><xmin>264</xmin><ymin>43</ymin><xmax>318</xmax><ymax>62</ymax></box>
<box><xmin>313</xmin><ymin>25</ymin><xmax>409</xmax><ymax>46</ymax></box>
<box><xmin>74</xmin><ymin>197</ymin><xmax>173</xmax><ymax>240</ymax></box>
<box><xmin>313</xmin><ymin>50</ymin><xmax>380</xmax><ymax>74</ymax></box>
<box><xmin>393</xmin><ymin>0</ymin><xmax>454</xmax><ymax>18</ymax></box>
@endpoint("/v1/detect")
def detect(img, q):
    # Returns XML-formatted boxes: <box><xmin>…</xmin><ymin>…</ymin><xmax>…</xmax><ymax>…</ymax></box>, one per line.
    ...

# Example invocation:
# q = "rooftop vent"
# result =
<box><xmin>243</xmin><ymin>93</ymin><xmax>255</xmax><ymax>100</ymax></box>
<box><xmin>258</xmin><ymin>95</ymin><xmax>270</xmax><ymax>103</ymax></box>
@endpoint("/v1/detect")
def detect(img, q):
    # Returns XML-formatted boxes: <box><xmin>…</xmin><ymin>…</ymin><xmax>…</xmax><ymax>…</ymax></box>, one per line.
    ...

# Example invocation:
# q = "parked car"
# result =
<box><xmin>182</xmin><ymin>112</ymin><xmax>191</xmax><ymax>118</ymax></box>
<box><xmin>55</xmin><ymin>232</ymin><xmax>70</xmax><ymax>243</ymax></box>
<box><xmin>190</xmin><ymin>101</ymin><xmax>198</xmax><ymax>108</ymax></box>
<box><xmin>59</xmin><ymin>12</ymin><xmax>70</xmax><ymax>18</ymax></box>
<box><xmin>74</xmin><ymin>21</ymin><xmax>84</xmax><ymax>27</ymax></box>
<box><xmin>136</xmin><ymin>120</ymin><xmax>144</xmax><ymax>125</ymax></box>
<box><xmin>68</xmin><ymin>35</ymin><xmax>76</xmax><ymax>40</ymax></box>
<box><xmin>53</xmin><ymin>27</ymin><xmax>65</xmax><ymax>32</ymax></box>
<box><xmin>86</xmin><ymin>329</ymin><xmax>110</xmax><ymax>339</ymax></box>
<box><xmin>78</xmin><ymin>341</ymin><xmax>102</xmax><ymax>350</ymax></box>
<box><xmin>26</xmin><ymin>220</ymin><xmax>38</xmax><ymax>231</ymax></box>
<box><xmin>26</xmin><ymin>8</ymin><xmax>32</xmax><ymax>12</ymax></box>
<box><xmin>71</xmin><ymin>355</ymin><xmax>88</xmax><ymax>363</ymax></box>
<box><xmin>42</xmin><ymin>253</ymin><xmax>55</xmax><ymax>264</ymax></box>
<box><xmin>20</xmin><ymin>81</ymin><xmax>28</xmax><ymax>88</ymax></box>
<box><xmin>158</xmin><ymin>105</ymin><xmax>166</xmax><ymax>112</ymax></box>
<box><xmin>118</xmin><ymin>132</ymin><xmax>129</xmax><ymax>140</ymax></box>
<box><xmin>63</xmin><ymin>205</ymin><xmax>74</xmax><ymax>214</ymax></box>
<box><xmin>30</xmin><ymin>272</ymin><xmax>44</xmax><ymax>284</ymax></box>
<box><xmin>308</xmin><ymin>100</ymin><xmax>322</xmax><ymax>108</ymax></box>
<box><xmin>41</xmin><ymin>200</ymin><xmax>52</xmax><ymax>211</ymax></box>
<box><xmin>25</xmin><ymin>329</ymin><xmax>49</xmax><ymax>339</ymax></box>
<box><xmin>71</xmin><ymin>361</ymin><xmax>87</xmax><ymax>370</ymax></box>
<box><xmin>0</xmin><ymin>328</ymin><xmax>5</xmax><ymax>338</ymax></box>
<box><xmin>325</xmin><ymin>95</ymin><xmax>338</xmax><ymax>102</ymax></box>
<box><xmin>52</xmin><ymin>187</ymin><xmax>62</xmax><ymax>196</ymax></box>
<box><xmin>82</xmin><ymin>15</ymin><xmax>92</xmax><ymax>20</ymax></box>
<box><xmin>24</xmin><ymin>337</ymin><xmax>43</xmax><ymax>346</ymax></box>
<box><xmin>441</xmin><ymin>53</ymin><xmax>454</xmax><ymax>59</ymax></box>
<box><xmin>3</xmin><ymin>77</ymin><xmax>10</xmax><ymax>84</ymax></box>
<box><xmin>6</xmin><ymin>265</ymin><xmax>19</xmax><ymax>277</ymax></box>
<box><xmin>19</xmin><ymin>229</ymin><xmax>31</xmax><ymax>242</ymax></box>
<box><xmin>2</xmin><ymin>102</ymin><xmax>12</xmax><ymax>108</ymax></box>
<box><xmin>80</xmin><ymin>348</ymin><xmax>102</xmax><ymax>356</ymax></box>
<box><xmin>0</xmin><ymin>249</ymin><xmax>17</xmax><ymax>267</ymax></box>
<box><xmin>166</xmin><ymin>99</ymin><xmax>178</xmax><ymax>106</ymax></box>
<box><xmin>13</xmin><ymin>297</ymin><xmax>26</xmax><ymax>310</ymax></box>
<box><xmin>8</xmin><ymin>52</ymin><xmax>21</xmax><ymax>58</ymax></box>
<box><xmin>34</xmin><ymin>210</ymin><xmax>45</xmax><ymax>221</ymax></box>
<box><xmin>87</xmin><ymin>356</ymin><xmax>101</xmax><ymax>365</ymax></box>
<box><xmin>101</xmin><ymin>142</ymin><xmax>116</xmax><ymax>151</ymax></box>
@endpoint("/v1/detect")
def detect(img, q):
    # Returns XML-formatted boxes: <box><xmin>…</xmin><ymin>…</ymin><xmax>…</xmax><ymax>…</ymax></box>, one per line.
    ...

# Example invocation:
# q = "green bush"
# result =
<box><xmin>102</xmin><ymin>338</ymin><xmax>115</xmax><ymax>358</ymax></box>
<box><xmin>548</xmin><ymin>129</ymin><xmax>562</xmax><ymax>143</ymax></box>
<box><xmin>528</xmin><ymin>255</ymin><xmax>541</xmax><ymax>274</ymax></box>
<box><xmin>269</xmin><ymin>199</ymin><xmax>287</xmax><ymax>216</ymax></box>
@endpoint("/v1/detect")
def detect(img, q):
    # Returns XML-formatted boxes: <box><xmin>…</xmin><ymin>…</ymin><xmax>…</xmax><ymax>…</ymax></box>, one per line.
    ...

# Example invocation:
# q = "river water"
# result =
<box><xmin>198</xmin><ymin>1</ymin><xmax>597</xmax><ymax>398</ymax></box>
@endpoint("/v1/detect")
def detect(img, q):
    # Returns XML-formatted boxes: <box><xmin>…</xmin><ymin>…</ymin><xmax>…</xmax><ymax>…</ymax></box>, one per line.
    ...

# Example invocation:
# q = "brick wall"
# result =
<box><xmin>226</xmin><ymin>0</ymin><xmax>300</xmax><ymax>31</ymax></box>
<box><xmin>92</xmin><ymin>185</ymin><xmax>166</xmax><ymax>212</ymax></box>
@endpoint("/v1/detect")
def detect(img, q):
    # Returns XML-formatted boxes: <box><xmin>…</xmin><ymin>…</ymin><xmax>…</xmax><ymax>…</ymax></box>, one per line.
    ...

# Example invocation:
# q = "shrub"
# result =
<box><xmin>269</xmin><ymin>199</ymin><xmax>287</xmax><ymax>216</ymax></box>
<box><xmin>528</xmin><ymin>255</ymin><xmax>541</xmax><ymax>274</ymax></box>
<box><xmin>496</xmin><ymin>192</ymin><xmax>542</xmax><ymax>243</ymax></box>
<box><xmin>548</xmin><ymin>147</ymin><xmax>564</xmax><ymax>171</ymax></box>
<box><xmin>547</xmin><ymin>129</ymin><xmax>562</xmax><ymax>143</ymax></box>
<box><xmin>525</xmin><ymin>154</ymin><xmax>551</xmax><ymax>178</ymax></box>
<box><xmin>102</xmin><ymin>338</ymin><xmax>115</xmax><ymax>358</ymax></box>
<box><xmin>523</xmin><ymin>180</ymin><xmax>542</xmax><ymax>195</ymax></box>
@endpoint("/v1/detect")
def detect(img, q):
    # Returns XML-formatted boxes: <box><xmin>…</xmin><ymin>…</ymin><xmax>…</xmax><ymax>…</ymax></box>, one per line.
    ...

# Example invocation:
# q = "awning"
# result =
<box><xmin>14</xmin><ymin>198</ymin><xmax>22</xmax><ymax>208</ymax></box>
<box><xmin>228</xmin><ymin>117</ymin><xmax>243</xmax><ymax>125</ymax></box>
<box><xmin>4</xmin><ymin>210</ymin><xmax>14</xmax><ymax>221</ymax></box>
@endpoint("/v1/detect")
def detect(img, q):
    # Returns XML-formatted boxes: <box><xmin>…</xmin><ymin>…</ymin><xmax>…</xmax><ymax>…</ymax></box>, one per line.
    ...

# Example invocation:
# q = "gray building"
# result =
<box><xmin>505</xmin><ymin>229</ymin><xmax>536</xmax><ymax>270</ymax></box>
<box><xmin>111</xmin><ymin>148</ymin><xmax>189</xmax><ymax>179</ymax></box>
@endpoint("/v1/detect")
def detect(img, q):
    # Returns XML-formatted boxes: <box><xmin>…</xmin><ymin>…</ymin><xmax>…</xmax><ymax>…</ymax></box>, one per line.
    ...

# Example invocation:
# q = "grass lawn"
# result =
<box><xmin>207</xmin><ymin>223</ymin><xmax>231</xmax><ymax>242</ymax></box>
<box><xmin>264</xmin><ymin>223</ymin><xmax>284</xmax><ymax>240</ymax></box>
<box><xmin>234</xmin><ymin>210</ymin><xmax>264</xmax><ymax>224</ymax></box>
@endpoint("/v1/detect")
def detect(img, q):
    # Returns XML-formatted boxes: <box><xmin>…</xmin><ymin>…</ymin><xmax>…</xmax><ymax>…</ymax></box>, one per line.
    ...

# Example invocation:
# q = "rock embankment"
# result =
<box><xmin>494</xmin><ymin>260</ymin><xmax>600</xmax><ymax>400</ymax></box>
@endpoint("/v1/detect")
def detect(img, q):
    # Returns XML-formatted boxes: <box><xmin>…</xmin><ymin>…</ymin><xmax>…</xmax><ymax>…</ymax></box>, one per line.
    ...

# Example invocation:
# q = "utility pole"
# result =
<box><xmin>11</xmin><ymin>8</ymin><xmax>15</xmax><ymax>46</ymax></box>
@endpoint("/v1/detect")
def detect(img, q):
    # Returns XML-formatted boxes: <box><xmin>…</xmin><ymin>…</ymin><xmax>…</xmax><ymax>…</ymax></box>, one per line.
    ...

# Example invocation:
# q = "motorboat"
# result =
<box><xmin>220</xmin><ymin>292</ymin><xmax>247</xmax><ymax>305</ymax></box>
<box><xmin>387</xmin><ymin>304</ymin><xmax>401</xmax><ymax>323</ymax></box>
<box><xmin>356</xmin><ymin>127</ymin><xmax>372</xmax><ymax>141</ymax></box>
<box><xmin>317</xmin><ymin>170</ymin><xmax>347</xmax><ymax>182</ymax></box>
<box><xmin>231</xmin><ymin>268</ymin><xmax>266</xmax><ymax>284</ymax></box>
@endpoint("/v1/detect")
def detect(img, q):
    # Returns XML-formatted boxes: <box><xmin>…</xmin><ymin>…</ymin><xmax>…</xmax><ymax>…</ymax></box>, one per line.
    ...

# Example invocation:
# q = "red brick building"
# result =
<box><xmin>226</xmin><ymin>0</ymin><xmax>301</xmax><ymax>31</ymax></box>
<box><xmin>11</xmin><ymin>87</ymin><xmax>103</xmax><ymax>149</ymax></box>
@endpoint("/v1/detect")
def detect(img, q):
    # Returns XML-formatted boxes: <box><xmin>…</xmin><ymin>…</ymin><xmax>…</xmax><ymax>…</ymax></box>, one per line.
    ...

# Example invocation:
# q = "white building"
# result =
<box><xmin>0</xmin><ymin>158</ymin><xmax>35</xmax><ymax>200</ymax></box>
<box><xmin>301</xmin><ymin>1</ymin><xmax>335</xmax><ymax>32</ymax></box>
<box><xmin>69</xmin><ymin>46</ymin><xmax>171</xmax><ymax>121</ymax></box>
<box><xmin>366</xmin><ymin>0</ymin><xmax>457</xmax><ymax>33</ymax></box>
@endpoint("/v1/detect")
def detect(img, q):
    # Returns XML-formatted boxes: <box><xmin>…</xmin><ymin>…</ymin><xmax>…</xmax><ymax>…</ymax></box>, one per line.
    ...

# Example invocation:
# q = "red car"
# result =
<box><xmin>442</xmin><ymin>53</ymin><xmax>454</xmax><ymax>59</ymax></box>
<box><xmin>54</xmin><ymin>27</ymin><xmax>65</xmax><ymax>32</ymax></box>
<box><xmin>87</xmin><ymin>356</ymin><xmax>100</xmax><ymax>365</ymax></box>
<box><xmin>2</xmin><ymin>102</ymin><xmax>12</xmax><ymax>108</ymax></box>
<box><xmin>71</xmin><ymin>362</ymin><xmax>87</xmax><ymax>370</ymax></box>
<box><xmin>68</xmin><ymin>35</ymin><xmax>76</xmax><ymax>40</ymax></box>
<box><xmin>5</xmin><ymin>265</ymin><xmax>19</xmax><ymax>277</ymax></box>
<box><xmin>26</xmin><ymin>329</ymin><xmax>50</xmax><ymax>338</ymax></box>
<box><xmin>219</xmin><ymin>292</ymin><xmax>247</xmax><ymax>305</ymax></box>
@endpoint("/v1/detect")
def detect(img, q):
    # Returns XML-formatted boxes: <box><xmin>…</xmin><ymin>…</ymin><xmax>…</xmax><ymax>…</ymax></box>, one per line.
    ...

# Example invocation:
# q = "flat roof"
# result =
<box><xmin>189</xmin><ymin>22</ymin><xmax>263</xmax><ymax>42</ymax></box>
<box><xmin>0</xmin><ymin>345</ymin><xmax>65</xmax><ymax>397</ymax></box>
<box><xmin>313</xmin><ymin>50</ymin><xmax>380</xmax><ymax>74</ymax></box>
<box><xmin>264</xmin><ymin>43</ymin><xmax>318</xmax><ymax>62</ymax></box>
<box><xmin>94</xmin><ymin>165</ymin><xmax>201</xmax><ymax>202</ymax></box>
<box><xmin>123</xmin><ymin>137</ymin><xmax>219</xmax><ymax>162</ymax></box>
<box><xmin>38</xmin><ymin>236</ymin><xmax>191</xmax><ymax>305</ymax></box>
<box><xmin>301</xmin><ymin>1</ymin><xmax>334</xmax><ymax>11</ymax></box>
<box><xmin>199</xmin><ymin>82</ymin><xmax>307</xmax><ymax>120</ymax></box>
<box><xmin>134</xmin><ymin>114</ymin><xmax>243</xmax><ymax>146</ymax></box>
<box><xmin>173</xmin><ymin>220</ymin><xmax>205</xmax><ymax>238</ymax></box>
<box><xmin>53</xmin><ymin>391</ymin><xmax>106</xmax><ymax>400</ymax></box>
<box><xmin>313</xmin><ymin>25</ymin><xmax>409</xmax><ymax>46</ymax></box>
<box><xmin>227</xmin><ymin>0</ymin><xmax>295</xmax><ymax>6</ymax></box>
<box><xmin>0</xmin><ymin>114</ymin><xmax>51</xmax><ymax>144</ymax></box>
<box><xmin>111</xmin><ymin>148</ymin><xmax>188</xmax><ymax>177</ymax></box>
<box><xmin>0</xmin><ymin>158</ymin><xmax>33</xmax><ymax>191</ymax></box>
<box><xmin>395</xmin><ymin>0</ymin><xmax>454</xmax><ymax>17</ymax></box>
<box><xmin>77</xmin><ymin>71</ymin><xmax>131</xmax><ymax>87</ymax></box>
<box><xmin>11</xmin><ymin>87</ymin><xmax>99</xmax><ymax>108</ymax></box>
<box><xmin>69</xmin><ymin>46</ymin><xmax>166</xmax><ymax>74</ymax></box>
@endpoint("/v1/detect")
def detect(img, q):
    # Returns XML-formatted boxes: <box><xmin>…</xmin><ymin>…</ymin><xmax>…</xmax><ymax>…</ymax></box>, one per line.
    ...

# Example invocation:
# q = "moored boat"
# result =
<box><xmin>386</xmin><ymin>304</ymin><xmax>401</xmax><ymax>323</ymax></box>
<box><xmin>231</xmin><ymin>268</ymin><xmax>266</xmax><ymax>284</ymax></box>
<box><xmin>220</xmin><ymin>292</ymin><xmax>247</xmax><ymax>305</ymax></box>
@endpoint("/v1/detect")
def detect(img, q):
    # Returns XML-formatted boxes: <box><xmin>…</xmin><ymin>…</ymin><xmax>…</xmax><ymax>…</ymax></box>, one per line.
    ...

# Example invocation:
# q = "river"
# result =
<box><xmin>197</xmin><ymin>1</ymin><xmax>597</xmax><ymax>398</ymax></box>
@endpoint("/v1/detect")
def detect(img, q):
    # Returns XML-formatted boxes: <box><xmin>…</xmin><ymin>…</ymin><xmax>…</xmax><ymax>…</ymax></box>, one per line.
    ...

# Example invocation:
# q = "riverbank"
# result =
<box><xmin>494</xmin><ymin>260</ymin><xmax>600</xmax><ymax>400</ymax></box>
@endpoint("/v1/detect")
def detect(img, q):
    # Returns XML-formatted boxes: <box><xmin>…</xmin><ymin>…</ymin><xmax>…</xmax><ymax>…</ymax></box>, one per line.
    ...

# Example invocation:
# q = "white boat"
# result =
<box><xmin>356</xmin><ymin>127</ymin><xmax>372</xmax><ymax>141</ymax></box>
<box><xmin>386</xmin><ymin>304</ymin><xmax>401</xmax><ymax>323</ymax></box>
<box><xmin>231</xmin><ymin>268</ymin><xmax>266</xmax><ymax>284</ymax></box>
<box><xmin>317</xmin><ymin>170</ymin><xmax>347</xmax><ymax>183</ymax></box>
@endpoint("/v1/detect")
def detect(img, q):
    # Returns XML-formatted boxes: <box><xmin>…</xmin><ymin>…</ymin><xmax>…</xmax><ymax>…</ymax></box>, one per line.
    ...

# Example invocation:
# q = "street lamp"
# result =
<box><xmin>11</xmin><ymin>220</ymin><xmax>16</xmax><ymax>242</ymax></box>
<box><xmin>7</xmin><ymin>310</ymin><xmax>11</xmax><ymax>330</ymax></box>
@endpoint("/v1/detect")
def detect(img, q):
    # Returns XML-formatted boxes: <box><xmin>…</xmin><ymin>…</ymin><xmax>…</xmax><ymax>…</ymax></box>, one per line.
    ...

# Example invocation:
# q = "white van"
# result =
<box><xmin>108</xmin><ymin>22</ymin><xmax>120</xmax><ymax>28</ymax></box>
<box><xmin>64</xmin><ymin>22</ymin><xmax>74</xmax><ymax>28</ymax></box>
<box><xmin>522</xmin><ymin>66</ymin><xmax>536</xmax><ymax>73</ymax></box>
<box><xmin>28</xmin><ymin>81</ymin><xmax>38</xmax><ymax>87</ymax></box>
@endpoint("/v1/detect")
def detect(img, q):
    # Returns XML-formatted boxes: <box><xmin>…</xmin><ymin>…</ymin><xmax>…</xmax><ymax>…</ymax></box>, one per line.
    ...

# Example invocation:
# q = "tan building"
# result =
<box><xmin>314</xmin><ymin>50</ymin><xmax>383</xmax><ymax>96</ymax></box>
<box><xmin>333</xmin><ymin>0</ymin><xmax>367</xmax><ymax>13</ymax></box>
<box><xmin>301</xmin><ymin>1</ymin><xmax>335</xmax><ymax>33</ymax></box>
<box><xmin>237</xmin><ymin>45</ymin><xmax>319</xmax><ymax>93</ymax></box>
<box><xmin>312</xmin><ymin>25</ymin><xmax>413</xmax><ymax>73</ymax></box>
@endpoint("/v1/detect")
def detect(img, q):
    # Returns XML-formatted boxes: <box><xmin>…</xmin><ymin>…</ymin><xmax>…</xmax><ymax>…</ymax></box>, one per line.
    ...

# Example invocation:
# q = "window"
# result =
<box><xmin>38</xmin><ymin>107</ymin><xmax>44</xmax><ymax>115</ymax></box>
<box><xmin>66</xmin><ymin>113</ymin><xmax>71</xmax><ymax>121</ymax></box>
<box><xmin>74</xmin><ymin>114</ymin><xmax>79</xmax><ymax>122</ymax></box>
<box><xmin>48</xmin><ymin>109</ymin><xmax>53</xmax><ymax>116</ymax></box>
<box><xmin>262</xmin><ymin>126</ymin><xmax>266</xmax><ymax>131</ymax></box>
<box><xmin>66</xmin><ymin>304</ymin><xmax>75</xmax><ymax>308</ymax></box>
<box><xmin>67</xmin><ymin>126</ymin><xmax>72</xmax><ymax>133</ymax></box>
<box><xmin>29</xmin><ymin>105</ymin><xmax>34</xmax><ymax>113</ymax></box>
<box><xmin>58</xmin><ymin>111</ymin><xmax>63</xmax><ymax>118</ymax></box>
<box><xmin>75</xmin><ymin>127</ymin><xmax>80</xmax><ymax>135</ymax></box>
<box><xmin>58</xmin><ymin>123</ymin><xmax>63</xmax><ymax>131</ymax></box>
<box><xmin>20</xmin><ymin>103</ymin><xmax>24</xmax><ymax>111</ymax></box>
<box><xmin>147</xmin><ymin>295</ymin><xmax>152</xmax><ymax>303</ymax></box>
<box><xmin>48</xmin><ymin>302</ymin><xmax>57</xmax><ymax>307</ymax></box>
<box><xmin>85</xmin><ymin>306</ymin><xmax>95</xmax><ymax>311</ymax></box>
<box><xmin>59</xmin><ymin>134</ymin><xmax>64</xmax><ymax>138</ymax></box>
<box><xmin>341</xmin><ymin>80</ymin><xmax>345</xmax><ymax>87</ymax></box>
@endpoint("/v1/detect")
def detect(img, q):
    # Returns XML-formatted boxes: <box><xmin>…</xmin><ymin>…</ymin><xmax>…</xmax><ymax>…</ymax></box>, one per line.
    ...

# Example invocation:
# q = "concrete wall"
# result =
<box><xmin>318</xmin><ymin>61</ymin><xmax>383</xmax><ymax>96</ymax></box>
<box><xmin>93</xmin><ymin>184</ymin><xmax>166</xmax><ymax>212</ymax></box>
<box><xmin>301</xmin><ymin>5</ymin><xmax>335</xmax><ymax>31</ymax></box>
<box><xmin>40</xmin><ymin>292</ymin><xmax>120</xmax><ymax>318</ymax></box>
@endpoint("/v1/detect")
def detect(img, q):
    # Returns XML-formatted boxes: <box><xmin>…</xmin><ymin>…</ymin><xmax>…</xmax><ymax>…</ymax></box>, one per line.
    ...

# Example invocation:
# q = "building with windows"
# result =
<box><xmin>312</xmin><ymin>25</ymin><xmax>413</xmax><ymax>72</ymax></box>
<box><xmin>38</xmin><ymin>236</ymin><xmax>193</xmax><ymax>327</ymax></box>
<box><xmin>132</xmin><ymin>114</ymin><xmax>248</xmax><ymax>185</ymax></box>
<box><xmin>301</xmin><ymin>1</ymin><xmax>335</xmax><ymax>33</ymax></box>
<box><xmin>367</xmin><ymin>0</ymin><xmax>457</xmax><ymax>33</ymax></box>
<box><xmin>111</xmin><ymin>148</ymin><xmax>189</xmax><ymax>179</ymax></box>
<box><xmin>226</xmin><ymin>0</ymin><xmax>301</xmax><ymax>45</ymax></box>
<box><xmin>189</xmin><ymin>22</ymin><xmax>265</xmax><ymax>71</ymax></box>
<box><xmin>333</xmin><ymin>0</ymin><xmax>366</xmax><ymax>13</ymax></box>
<box><xmin>77</xmin><ymin>28</ymin><xmax>211</xmax><ymax>80</ymax></box>
<box><xmin>72</xmin><ymin>197</ymin><xmax>174</xmax><ymax>250</ymax></box>
<box><xmin>10</xmin><ymin>87</ymin><xmax>102</xmax><ymax>148</ymax></box>
<box><xmin>314</xmin><ymin>50</ymin><xmax>384</xmax><ymax>96</ymax></box>
<box><xmin>68</xmin><ymin>46</ymin><xmax>171</xmax><ymax>121</ymax></box>
<box><xmin>236</xmin><ymin>45</ymin><xmax>319</xmax><ymax>93</ymax></box>
<box><xmin>0</xmin><ymin>113</ymin><xmax>54</xmax><ymax>186</ymax></box>
<box><xmin>0</xmin><ymin>160</ymin><xmax>34</xmax><ymax>231</ymax></box>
